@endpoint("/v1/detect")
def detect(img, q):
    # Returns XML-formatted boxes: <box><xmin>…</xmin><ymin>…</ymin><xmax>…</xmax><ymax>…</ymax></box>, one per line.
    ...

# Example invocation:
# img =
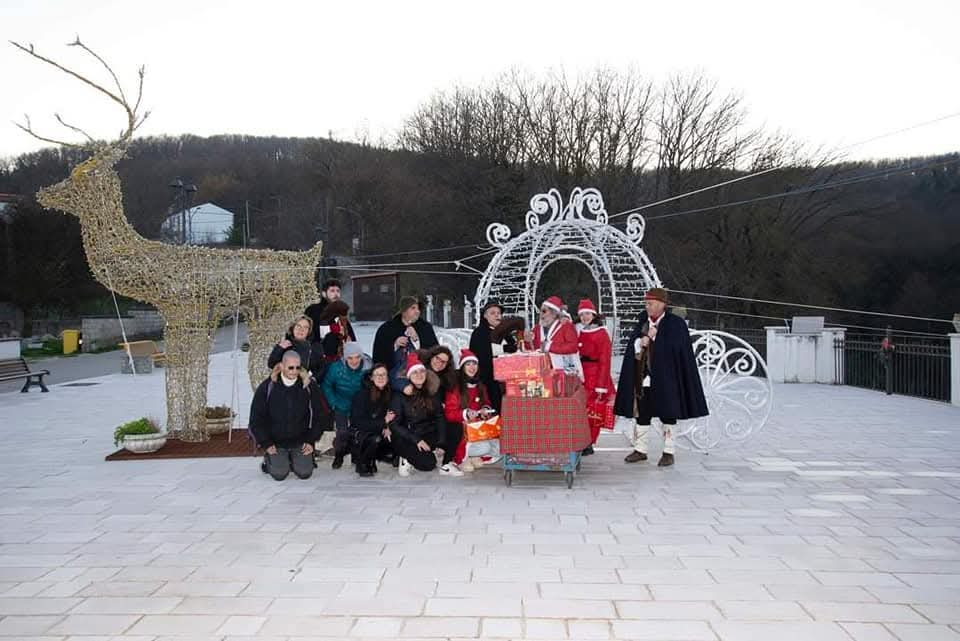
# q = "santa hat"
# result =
<box><xmin>541</xmin><ymin>295</ymin><xmax>564</xmax><ymax>314</ymax></box>
<box><xmin>459</xmin><ymin>349</ymin><xmax>478</xmax><ymax>367</ymax></box>
<box><xmin>577</xmin><ymin>298</ymin><xmax>597</xmax><ymax>315</ymax></box>
<box><xmin>405</xmin><ymin>352</ymin><xmax>425</xmax><ymax>376</ymax></box>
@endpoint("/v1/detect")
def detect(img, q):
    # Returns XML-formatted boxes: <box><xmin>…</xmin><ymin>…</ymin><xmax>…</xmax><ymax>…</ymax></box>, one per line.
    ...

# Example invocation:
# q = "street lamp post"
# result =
<box><xmin>335</xmin><ymin>205</ymin><xmax>365</xmax><ymax>255</ymax></box>
<box><xmin>168</xmin><ymin>178</ymin><xmax>198</xmax><ymax>245</ymax></box>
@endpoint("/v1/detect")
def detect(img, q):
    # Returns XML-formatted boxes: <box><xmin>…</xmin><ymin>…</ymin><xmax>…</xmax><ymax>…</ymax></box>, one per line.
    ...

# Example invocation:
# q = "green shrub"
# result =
<box><xmin>113</xmin><ymin>417</ymin><xmax>161</xmax><ymax>446</ymax></box>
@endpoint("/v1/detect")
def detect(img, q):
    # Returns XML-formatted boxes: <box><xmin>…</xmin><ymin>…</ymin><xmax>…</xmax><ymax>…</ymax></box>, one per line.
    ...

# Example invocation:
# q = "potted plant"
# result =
<box><xmin>114</xmin><ymin>417</ymin><xmax>167</xmax><ymax>453</ymax></box>
<box><xmin>204</xmin><ymin>405</ymin><xmax>234</xmax><ymax>435</ymax></box>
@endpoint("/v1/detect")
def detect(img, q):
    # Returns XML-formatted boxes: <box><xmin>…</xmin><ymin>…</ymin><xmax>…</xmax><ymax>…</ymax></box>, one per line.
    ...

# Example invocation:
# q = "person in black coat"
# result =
<box><xmin>614</xmin><ymin>288</ymin><xmax>708</xmax><ymax>467</ymax></box>
<box><xmin>349</xmin><ymin>364</ymin><xmax>394</xmax><ymax>477</ymax></box>
<box><xmin>267</xmin><ymin>315</ymin><xmax>327</xmax><ymax>382</ymax></box>
<box><xmin>371</xmin><ymin>296</ymin><xmax>439</xmax><ymax>370</ymax></box>
<box><xmin>249</xmin><ymin>351</ymin><xmax>331</xmax><ymax>480</ymax></box>
<box><xmin>387</xmin><ymin>353</ymin><xmax>448</xmax><ymax>476</ymax></box>
<box><xmin>469</xmin><ymin>301</ymin><xmax>522</xmax><ymax>412</ymax></box>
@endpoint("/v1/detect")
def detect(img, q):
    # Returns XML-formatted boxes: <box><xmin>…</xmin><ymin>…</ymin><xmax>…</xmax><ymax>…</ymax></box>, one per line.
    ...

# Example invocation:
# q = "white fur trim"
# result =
<box><xmin>407</xmin><ymin>363</ymin><xmax>426</xmax><ymax>375</ymax></box>
<box><xmin>577</xmin><ymin>307</ymin><xmax>597</xmax><ymax>315</ymax></box>
<box><xmin>541</xmin><ymin>300</ymin><xmax>561</xmax><ymax>313</ymax></box>
<box><xmin>460</xmin><ymin>355</ymin><xmax>479</xmax><ymax>367</ymax></box>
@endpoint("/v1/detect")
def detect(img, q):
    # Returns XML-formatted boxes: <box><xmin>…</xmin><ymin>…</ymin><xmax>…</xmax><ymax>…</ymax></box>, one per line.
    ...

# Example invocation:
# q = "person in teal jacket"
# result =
<box><xmin>321</xmin><ymin>341</ymin><xmax>371</xmax><ymax>469</ymax></box>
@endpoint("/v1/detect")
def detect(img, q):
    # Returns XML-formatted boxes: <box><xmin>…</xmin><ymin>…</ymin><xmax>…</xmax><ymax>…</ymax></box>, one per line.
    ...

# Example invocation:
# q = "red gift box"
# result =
<box><xmin>550</xmin><ymin>370</ymin><xmax>582</xmax><ymax>398</ymax></box>
<box><xmin>494</xmin><ymin>352</ymin><xmax>552</xmax><ymax>382</ymax></box>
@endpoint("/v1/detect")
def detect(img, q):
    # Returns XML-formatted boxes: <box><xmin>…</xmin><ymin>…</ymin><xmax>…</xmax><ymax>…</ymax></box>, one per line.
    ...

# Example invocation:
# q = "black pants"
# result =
<box><xmin>352</xmin><ymin>431</ymin><xmax>382</xmax><ymax>469</ymax></box>
<box><xmin>441</xmin><ymin>421</ymin><xmax>463</xmax><ymax>465</ymax></box>
<box><xmin>263</xmin><ymin>447</ymin><xmax>314</xmax><ymax>481</ymax></box>
<box><xmin>392</xmin><ymin>437</ymin><xmax>437</xmax><ymax>471</ymax></box>
<box><xmin>333</xmin><ymin>411</ymin><xmax>354</xmax><ymax>458</ymax></box>
<box><xmin>634</xmin><ymin>391</ymin><xmax>676</xmax><ymax>426</ymax></box>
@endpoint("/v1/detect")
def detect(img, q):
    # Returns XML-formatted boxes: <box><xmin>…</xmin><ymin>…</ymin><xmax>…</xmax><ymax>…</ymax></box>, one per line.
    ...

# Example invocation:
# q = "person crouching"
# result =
<box><xmin>249</xmin><ymin>351</ymin><xmax>329</xmax><ymax>481</ymax></box>
<box><xmin>349</xmin><ymin>364</ymin><xmax>395</xmax><ymax>477</ymax></box>
<box><xmin>387</xmin><ymin>353</ymin><xmax>446</xmax><ymax>477</ymax></box>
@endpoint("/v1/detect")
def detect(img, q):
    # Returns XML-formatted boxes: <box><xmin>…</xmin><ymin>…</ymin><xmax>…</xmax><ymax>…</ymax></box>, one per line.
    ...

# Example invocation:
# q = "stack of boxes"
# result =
<box><xmin>494</xmin><ymin>353</ymin><xmax>581</xmax><ymax>398</ymax></box>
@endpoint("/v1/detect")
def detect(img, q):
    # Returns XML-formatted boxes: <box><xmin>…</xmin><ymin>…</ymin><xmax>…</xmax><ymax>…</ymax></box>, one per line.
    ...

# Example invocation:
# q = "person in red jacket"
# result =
<box><xmin>444</xmin><ymin>349</ymin><xmax>498</xmax><ymax>472</ymax></box>
<box><xmin>577</xmin><ymin>298</ymin><xmax>615</xmax><ymax>455</ymax></box>
<box><xmin>528</xmin><ymin>295</ymin><xmax>582</xmax><ymax>378</ymax></box>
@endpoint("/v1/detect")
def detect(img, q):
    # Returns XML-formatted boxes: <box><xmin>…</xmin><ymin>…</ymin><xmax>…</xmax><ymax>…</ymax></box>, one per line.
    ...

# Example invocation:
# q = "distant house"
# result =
<box><xmin>160</xmin><ymin>202</ymin><xmax>235</xmax><ymax>245</ymax></box>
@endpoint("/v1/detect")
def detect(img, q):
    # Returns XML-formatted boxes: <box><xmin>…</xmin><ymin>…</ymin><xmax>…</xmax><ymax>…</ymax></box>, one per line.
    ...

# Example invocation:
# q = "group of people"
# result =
<box><xmin>248</xmin><ymin>279</ymin><xmax>708</xmax><ymax>481</ymax></box>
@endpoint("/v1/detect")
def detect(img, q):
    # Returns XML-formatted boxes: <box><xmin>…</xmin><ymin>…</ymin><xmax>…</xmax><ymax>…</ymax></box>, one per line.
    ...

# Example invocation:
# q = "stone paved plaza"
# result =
<box><xmin>2</xmin><ymin>342</ymin><xmax>960</xmax><ymax>640</ymax></box>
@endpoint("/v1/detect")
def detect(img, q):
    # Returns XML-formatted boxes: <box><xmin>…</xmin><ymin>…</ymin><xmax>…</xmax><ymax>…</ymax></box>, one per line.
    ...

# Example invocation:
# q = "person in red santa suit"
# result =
<box><xmin>443</xmin><ymin>349</ymin><xmax>499</xmax><ymax>472</ymax></box>
<box><xmin>576</xmin><ymin>298</ymin><xmax>614</xmax><ymax>455</ymax></box>
<box><xmin>528</xmin><ymin>295</ymin><xmax>581</xmax><ymax>370</ymax></box>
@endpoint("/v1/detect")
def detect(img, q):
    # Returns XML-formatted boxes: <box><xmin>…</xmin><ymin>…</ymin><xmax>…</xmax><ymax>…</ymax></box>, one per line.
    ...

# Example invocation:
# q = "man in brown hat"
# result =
<box><xmin>613</xmin><ymin>288</ymin><xmax>708</xmax><ymax>466</ymax></box>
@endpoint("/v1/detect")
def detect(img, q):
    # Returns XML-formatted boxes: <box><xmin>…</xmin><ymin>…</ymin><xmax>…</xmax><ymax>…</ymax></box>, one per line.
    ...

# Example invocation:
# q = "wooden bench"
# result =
<box><xmin>0</xmin><ymin>357</ymin><xmax>50</xmax><ymax>393</ymax></box>
<box><xmin>118</xmin><ymin>340</ymin><xmax>166</xmax><ymax>366</ymax></box>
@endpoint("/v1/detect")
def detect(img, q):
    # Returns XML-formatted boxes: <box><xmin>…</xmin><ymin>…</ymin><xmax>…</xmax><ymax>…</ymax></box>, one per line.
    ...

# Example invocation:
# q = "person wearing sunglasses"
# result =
<box><xmin>249</xmin><ymin>351</ymin><xmax>330</xmax><ymax>481</ymax></box>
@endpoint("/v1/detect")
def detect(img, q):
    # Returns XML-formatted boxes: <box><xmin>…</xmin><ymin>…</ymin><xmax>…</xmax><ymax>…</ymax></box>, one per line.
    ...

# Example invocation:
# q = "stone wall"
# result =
<box><xmin>81</xmin><ymin>309</ymin><xmax>165</xmax><ymax>352</ymax></box>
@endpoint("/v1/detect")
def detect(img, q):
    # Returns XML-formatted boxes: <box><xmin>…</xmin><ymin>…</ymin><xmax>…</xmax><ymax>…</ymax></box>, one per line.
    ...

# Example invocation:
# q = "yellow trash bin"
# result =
<box><xmin>63</xmin><ymin>329</ymin><xmax>80</xmax><ymax>354</ymax></box>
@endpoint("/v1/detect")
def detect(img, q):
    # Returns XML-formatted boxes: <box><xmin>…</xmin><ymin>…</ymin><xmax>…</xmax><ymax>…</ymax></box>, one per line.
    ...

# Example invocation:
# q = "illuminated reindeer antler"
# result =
<box><xmin>10</xmin><ymin>37</ymin><xmax>150</xmax><ymax>149</ymax></box>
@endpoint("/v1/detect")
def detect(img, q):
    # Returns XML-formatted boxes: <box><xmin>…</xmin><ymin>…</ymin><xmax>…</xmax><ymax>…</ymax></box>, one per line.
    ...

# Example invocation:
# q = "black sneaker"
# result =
<box><xmin>332</xmin><ymin>455</ymin><xmax>344</xmax><ymax>470</ymax></box>
<box><xmin>581</xmin><ymin>445</ymin><xmax>595</xmax><ymax>456</ymax></box>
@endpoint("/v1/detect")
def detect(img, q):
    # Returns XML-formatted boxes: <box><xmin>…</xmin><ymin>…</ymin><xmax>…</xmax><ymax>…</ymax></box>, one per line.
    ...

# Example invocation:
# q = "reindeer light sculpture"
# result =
<box><xmin>13</xmin><ymin>39</ymin><xmax>323</xmax><ymax>442</ymax></box>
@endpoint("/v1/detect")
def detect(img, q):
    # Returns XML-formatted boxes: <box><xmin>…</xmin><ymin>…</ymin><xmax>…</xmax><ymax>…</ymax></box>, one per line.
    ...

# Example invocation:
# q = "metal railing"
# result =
<box><xmin>834</xmin><ymin>333</ymin><xmax>951</xmax><ymax>402</ymax></box>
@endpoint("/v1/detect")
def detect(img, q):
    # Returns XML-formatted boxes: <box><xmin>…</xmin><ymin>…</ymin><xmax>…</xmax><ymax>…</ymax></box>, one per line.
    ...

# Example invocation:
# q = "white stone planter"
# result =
<box><xmin>121</xmin><ymin>432</ymin><xmax>168</xmax><ymax>453</ymax></box>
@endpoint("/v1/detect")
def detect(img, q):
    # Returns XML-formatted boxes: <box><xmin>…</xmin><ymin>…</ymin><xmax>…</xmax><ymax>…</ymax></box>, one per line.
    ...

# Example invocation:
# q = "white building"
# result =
<box><xmin>161</xmin><ymin>202</ymin><xmax>235</xmax><ymax>245</ymax></box>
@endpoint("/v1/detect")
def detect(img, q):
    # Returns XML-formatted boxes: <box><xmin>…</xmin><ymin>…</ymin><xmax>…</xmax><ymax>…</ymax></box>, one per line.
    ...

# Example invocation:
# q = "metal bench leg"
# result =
<box><xmin>37</xmin><ymin>375</ymin><xmax>49</xmax><ymax>393</ymax></box>
<box><xmin>20</xmin><ymin>378</ymin><xmax>31</xmax><ymax>393</ymax></box>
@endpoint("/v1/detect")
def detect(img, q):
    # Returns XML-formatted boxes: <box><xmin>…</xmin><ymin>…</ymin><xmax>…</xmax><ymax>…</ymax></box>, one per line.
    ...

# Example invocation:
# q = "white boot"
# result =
<box><xmin>398</xmin><ymin>457</ymin><xmax>411</xmax><ymax>477</ymax></box>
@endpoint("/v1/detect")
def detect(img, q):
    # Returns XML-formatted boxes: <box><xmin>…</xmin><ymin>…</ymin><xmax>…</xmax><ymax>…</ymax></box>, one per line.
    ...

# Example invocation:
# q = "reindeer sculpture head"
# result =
<box><xmin>11</xmin><ymin>39</ymin><xmax>148</xmax><ymax>220</ymax></box>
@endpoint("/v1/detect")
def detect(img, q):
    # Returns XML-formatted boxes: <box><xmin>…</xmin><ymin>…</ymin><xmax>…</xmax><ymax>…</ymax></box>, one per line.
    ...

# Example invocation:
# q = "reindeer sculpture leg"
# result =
<box><xmin>246</xmin><ymin>308</ymin><xmax>294</xmax><ymax>391</ymax></box>
<box><xmin>162</xmin><ymin>306</ymin><xmax>219</xmax><ymax>442</ymax></box>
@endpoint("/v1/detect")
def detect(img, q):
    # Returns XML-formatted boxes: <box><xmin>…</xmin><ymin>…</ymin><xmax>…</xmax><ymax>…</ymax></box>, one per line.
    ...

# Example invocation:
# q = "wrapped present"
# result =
<box><xmin>465</xmin><ymin>416</ymin><xmax>502</xmax><ymax>442</ymax></box>
<box><xmin>550</xmin><ymin>369</ymin><xmax>582</xmax><ymax>398</ymax></box>
<box><xmin>493</xmin><ymin>352</ymin><xmax>552</xmax><ymax>382</ymax></box>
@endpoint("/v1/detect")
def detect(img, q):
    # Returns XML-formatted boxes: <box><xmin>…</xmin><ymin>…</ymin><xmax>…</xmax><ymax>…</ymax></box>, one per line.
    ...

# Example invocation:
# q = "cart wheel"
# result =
<box><xmin>505</xmin><ymin>470</ymin><xmax>513</xmax><ymax>487</ymax></box>
<box><xmin>565</xmin><ymin>471</ymin><xmax>574</xmax><ymax>489</ymax></box>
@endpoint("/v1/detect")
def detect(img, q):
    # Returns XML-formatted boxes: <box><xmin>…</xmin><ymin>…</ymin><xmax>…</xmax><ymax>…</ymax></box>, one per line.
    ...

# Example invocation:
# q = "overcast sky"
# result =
<box><xmin>2</xmin><ymin>0</ymin><xmax>958</xmax><ymax>161</ymax></box>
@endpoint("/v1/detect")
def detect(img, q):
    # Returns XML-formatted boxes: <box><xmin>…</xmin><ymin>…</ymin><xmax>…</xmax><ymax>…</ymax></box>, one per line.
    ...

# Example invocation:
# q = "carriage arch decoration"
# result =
<box><xmin>474</xmin><ymin>187</ymin><xmax>661</xmax><ymax>353</ymax></box>
<box><xmin>458</xmin><ymin>187</ymin><xmax>774</xmax><ymax>452</ymax></box>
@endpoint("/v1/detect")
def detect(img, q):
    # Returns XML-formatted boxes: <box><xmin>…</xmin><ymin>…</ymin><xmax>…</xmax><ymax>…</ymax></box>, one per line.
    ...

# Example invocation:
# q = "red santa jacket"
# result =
<box><xmin>532</xmin><ymin>318</ymin><xmax>579</xmax><ymax>354</ymax></box>
<box><xmin>444</xmin><ymin>383</ymin><xmax>491</xmax><ymax>424</ymax></box>
<box><xmin>578</xmin><ymin>325</ymin><xmax>614</xmax><ymax>394</ymax></box>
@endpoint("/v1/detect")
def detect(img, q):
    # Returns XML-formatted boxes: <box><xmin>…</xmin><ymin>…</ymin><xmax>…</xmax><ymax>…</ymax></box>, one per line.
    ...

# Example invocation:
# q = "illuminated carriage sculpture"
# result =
<box><xmin>458</xmin><ymin>187</ymin><xmax>773</xmax><ymax>451</ymax></box>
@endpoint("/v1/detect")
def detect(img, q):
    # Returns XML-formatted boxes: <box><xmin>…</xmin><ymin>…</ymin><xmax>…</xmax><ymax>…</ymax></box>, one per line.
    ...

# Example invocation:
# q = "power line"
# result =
<box><xmin>671</xmin><ymin>288</ymin><xmax>954</xmax><ymax>324</ymax></box>
<box><xmin>624</xmin><ymin>158</ymin><xmax>960</xmax><ymax>223</ymax></box>
<box><xmin>607</xmin><ymin>108</ymin><xmax>960</xmax><ymax>221</ymax></box>
<box><xmin>683</xmin><ymin>306</ymin><xmax>950</xmax><ymax>337</ymax></box>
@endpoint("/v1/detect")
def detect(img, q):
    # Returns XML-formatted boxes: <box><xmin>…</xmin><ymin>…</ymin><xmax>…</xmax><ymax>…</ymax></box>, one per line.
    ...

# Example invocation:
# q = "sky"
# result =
<box><xmin>2</xmin><ymin>0</ymin><xmax>958</xmax><ymax>162</ymax></box>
